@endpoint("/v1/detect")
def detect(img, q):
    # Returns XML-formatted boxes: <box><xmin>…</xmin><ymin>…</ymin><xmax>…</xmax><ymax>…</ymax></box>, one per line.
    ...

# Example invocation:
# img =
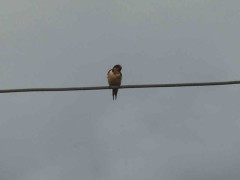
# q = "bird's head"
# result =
<box><xmin>113</xmin><ymin>64</ymin><xmax>122</xmax><ymax>72</ymax></box>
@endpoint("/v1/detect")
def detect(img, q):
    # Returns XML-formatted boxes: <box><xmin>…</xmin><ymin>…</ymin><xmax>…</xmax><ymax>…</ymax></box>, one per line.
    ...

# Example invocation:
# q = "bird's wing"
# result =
<box><xmin>107</xmin><ymin>69</ymin><xmax>112</xmax><ymax>74</ymax></box>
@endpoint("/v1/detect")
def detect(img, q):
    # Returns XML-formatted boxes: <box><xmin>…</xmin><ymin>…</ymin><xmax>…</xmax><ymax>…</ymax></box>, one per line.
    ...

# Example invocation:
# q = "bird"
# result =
<box><xmin>107</xmin><ymin>64</ymin><xmax>122</xmax><ymax>100</ymax></box>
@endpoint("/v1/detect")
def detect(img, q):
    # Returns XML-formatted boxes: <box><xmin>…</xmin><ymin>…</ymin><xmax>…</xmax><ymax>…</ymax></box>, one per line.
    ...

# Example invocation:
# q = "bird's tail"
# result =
<box><xmin>112</xmin><ymin>88</ymin><xmax>118</xmax><ymax>100</ymax></box>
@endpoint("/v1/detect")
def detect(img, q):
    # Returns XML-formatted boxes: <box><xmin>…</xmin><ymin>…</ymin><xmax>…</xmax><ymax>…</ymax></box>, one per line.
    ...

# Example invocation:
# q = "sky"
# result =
<box><xmin>0</xmin><ymin>0</ymin><xmax>240</xmax><ymax>179</ymax></box>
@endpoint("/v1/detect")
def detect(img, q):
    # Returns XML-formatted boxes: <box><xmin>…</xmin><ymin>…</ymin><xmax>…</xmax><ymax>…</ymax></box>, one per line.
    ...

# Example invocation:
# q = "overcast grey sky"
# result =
<box><xmin>0</xmin><ymin>0</ymin><xmax>240</xmax><ymax>179</ymax></box>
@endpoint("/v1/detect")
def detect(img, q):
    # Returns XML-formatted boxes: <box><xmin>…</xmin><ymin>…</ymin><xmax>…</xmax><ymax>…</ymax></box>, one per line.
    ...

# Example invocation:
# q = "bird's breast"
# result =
<box><xmin>108</xmin><ymin>71</ymin><xmax>122</xmax><ymax>85</ymax></box>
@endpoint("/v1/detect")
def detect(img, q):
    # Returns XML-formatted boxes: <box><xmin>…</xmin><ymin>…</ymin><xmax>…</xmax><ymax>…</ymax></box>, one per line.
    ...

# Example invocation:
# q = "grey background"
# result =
<box><xmin>0</xmin><ymin>0</ymin><xmax>240</xmax><ymax>179</ymax></box>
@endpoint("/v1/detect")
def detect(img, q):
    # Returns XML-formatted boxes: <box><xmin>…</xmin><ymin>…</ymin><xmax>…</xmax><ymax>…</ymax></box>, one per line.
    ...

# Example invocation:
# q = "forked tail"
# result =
<box><xmin>112</xmin><ymin>88</ymin><xmax>118</xmax><ymax>100</ymax></box>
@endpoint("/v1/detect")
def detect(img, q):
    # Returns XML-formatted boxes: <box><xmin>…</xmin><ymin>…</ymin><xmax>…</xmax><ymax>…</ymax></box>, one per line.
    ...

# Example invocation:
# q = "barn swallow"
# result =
<box><xmin>107</xmin><ymin>64</ymin><xmax>122</xmax><ymax>100</ymax></box>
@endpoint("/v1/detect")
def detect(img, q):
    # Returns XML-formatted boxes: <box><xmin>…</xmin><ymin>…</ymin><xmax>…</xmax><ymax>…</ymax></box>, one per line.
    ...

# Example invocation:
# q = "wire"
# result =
<box><xmin>0</xmin><ymin>80</ymin><xmax>239</xmax><ymax>93</ymax></box>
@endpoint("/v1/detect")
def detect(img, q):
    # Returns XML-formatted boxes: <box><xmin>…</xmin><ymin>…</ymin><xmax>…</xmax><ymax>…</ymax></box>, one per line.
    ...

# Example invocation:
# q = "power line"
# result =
<box><xmin>0</xmin><ymin>80</ymin><xmax>240</xmax><ymax>94</ymax></box>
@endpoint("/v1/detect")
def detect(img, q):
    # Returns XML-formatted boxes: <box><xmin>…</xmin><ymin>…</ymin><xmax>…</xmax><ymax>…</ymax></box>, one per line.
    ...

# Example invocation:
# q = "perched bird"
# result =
<box><xmin>107</xmin><ymin>64</ymin><xmax>122</xmax><ymax>100</ymax></box>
